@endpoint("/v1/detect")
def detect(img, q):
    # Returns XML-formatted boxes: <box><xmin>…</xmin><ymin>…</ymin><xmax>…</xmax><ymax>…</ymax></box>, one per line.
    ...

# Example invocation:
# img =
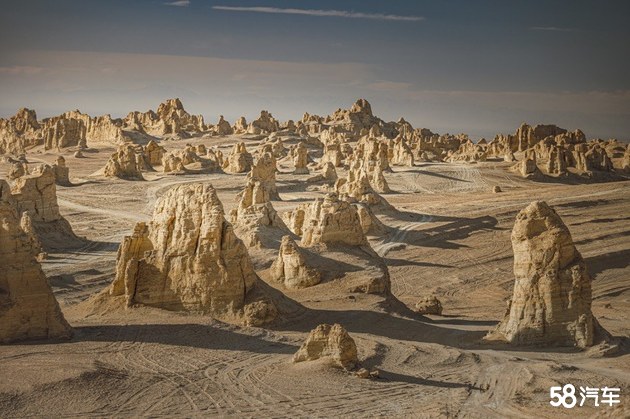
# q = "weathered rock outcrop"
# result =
<box><xmin>143</xmin><ymin>140</ymin><xmax>165</xmax><ymax>166</ymax></box>
<box><xmin>247</xmin><ymin>110</ymin><xmax>280</xmax><ymax>134</ymax></box>
<box><xmin>293</xmin><ymin>324</ymin><xmax>358</xmax><ymax>369</ymax></box>
<box><xmin>247</xmin><ymin>152</ymin><xmax>279</xmax><ymax>200</ymax></box>
<box><xmin>52</xmin><ymin>156</ymin><xmax>70</xmax><ymax>186</ymax></box>
<box><xmin>125</xmin><ymin>98</ymin><xmax>205</xmax><ymax>137</ymax></box>
<box><xmin>293</xmin><ymin>142</ymin><xmax>310</xmax><ymax>174</ymax></box>
<box><xmin>486</xmin><ymin>201</ymin><xmax>602</xmax><ymax>348</ymax></box>
<box><xmin>213</xmin><ymin>115</ymin><xmax>234</xmax><ymax>135</ymax></box>
<box><xmin>415</xmin><ymin>296</ymin><xmax>443</xmax><ymax>315</ymax></box>
<box><xmin>9</xmin><ymin>165</ymin><xmax>78</xmax><ymax>246</ymax></box>
<box><xmin>0</xmin><ymin>192</ymin><xmax>72</xmax><ymax>343</ymax></box>
<box><xmin>223</xmin><ymin>142</ymin><xmax>253</xmax><ymax>173</ymax></box>
<box><xmin>103</xmin><ymin>144</ymin><xmax>146</xmax><ymax>180</ymax></box>
<box><xmin>161</xmin><ymin>152</ymin><xmax>186</xmax><ymax>174</ymax></box>
<box><xmin>299</xmin><ymin>193</ymin><xmax>367</xmax><ymax>247</ymax></box>
<box><xmin>271</xmin><ymin>236</ymin><xmax>321</xmax><ymax>289</ymax></box>
<box><xmin>307</xmin><ymin>162</ymin><xmax>338</xmax><ymax>184</ymax></box>
<box><xmin>110</xmin><ymin>183</ymin><xmax>276</xmax><ymax>325</ymax></box>
<box><xmin>230</xmin><ymin>180</ymin><xmax>288</xmax><ymax>248</ymax></box>
<box><xmin>390</xmin><ymin>135</ymin><xmax>414</xmax><ymax>166</ymax></box>
<box><xmin>0</xmin><ymin>108</ymin><xmax>41</xmax><ymax>154</ymax></box>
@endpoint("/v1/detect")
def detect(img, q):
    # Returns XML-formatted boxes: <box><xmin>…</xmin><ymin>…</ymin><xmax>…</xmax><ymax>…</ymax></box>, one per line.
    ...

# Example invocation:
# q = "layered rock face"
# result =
<box><xmin>9</xmin><ymin>165</ymin><xmax>78</xmax><ymax>245</ymax></box>
<box><xmin>42</xmin><ymin>111</ymin><xmax>126</xmax><ymax>150</ymax></box>
<box><xmin>223</xmin><ymin>142</ymin><xmax>253</xmax><ymax>173</ymax></box>
<box><xmin>487</xmin><ymin>201</ymin><xmax>599</xmax><ymax>348</ymax></box>
<box><xmin>299</xmin><ymin>193</ymin><xmax>367</xmax><ymax>247</ymax></box>
<box><xmin>103</xmin><ymin>144</ymin><xmax>146</xmax><ymax>180</ymax></box>
<box><xmin>110</xmin><ymin>183</ymin><xmax>275</xmax><ymax>324</ymax></box>
<box><xmin>0</xmin><ymin>108</ymin><xmax>41</xmax><ymax>154</ymax></box>
<box><xmin>271</xmin><ymin>236</ymin><xmax>321</xmax><ymax>289</ymax></box>
<box><xmin>0</xmin><ymin>191</ymin><xmax>72</xmax><ymax>343</ymax></box>
<box><xmin>293</xmin><ymin>324</ymin><xmax>358</xmax><ymax>369</ymax></box>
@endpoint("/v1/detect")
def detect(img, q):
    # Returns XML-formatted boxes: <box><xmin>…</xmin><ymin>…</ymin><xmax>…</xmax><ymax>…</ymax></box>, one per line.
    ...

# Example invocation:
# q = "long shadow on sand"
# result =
<box><xmin>69</xmin><ymin>323</ymin><xmax>300</xmax><ymax>355</ymax></box>
<box><xmin>380</xmin><ymin>215</ymin><xmax>500</xmax><ymax>250</ymax></box>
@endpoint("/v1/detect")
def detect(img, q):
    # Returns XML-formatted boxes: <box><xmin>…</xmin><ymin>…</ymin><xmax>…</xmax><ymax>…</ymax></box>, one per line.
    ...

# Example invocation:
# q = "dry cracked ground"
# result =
<box><xmin>1</xmin><ymin>136</ymin><xmax>629</xmax><ymax>418</ymax></box>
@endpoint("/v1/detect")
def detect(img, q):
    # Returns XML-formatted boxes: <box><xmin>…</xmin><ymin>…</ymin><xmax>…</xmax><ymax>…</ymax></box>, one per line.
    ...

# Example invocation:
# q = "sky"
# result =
<box><xmin>1</xmin><ymin>0</ymin><xmax>629</xmax><ymax>139</ymax></box>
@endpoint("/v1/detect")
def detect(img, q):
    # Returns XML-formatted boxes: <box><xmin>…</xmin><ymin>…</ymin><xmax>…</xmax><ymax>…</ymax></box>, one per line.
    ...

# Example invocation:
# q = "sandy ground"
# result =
<box><xmin>1</xmin><ymin>135</ymin><xmax>629</xmax><ymax>418</ymax></box>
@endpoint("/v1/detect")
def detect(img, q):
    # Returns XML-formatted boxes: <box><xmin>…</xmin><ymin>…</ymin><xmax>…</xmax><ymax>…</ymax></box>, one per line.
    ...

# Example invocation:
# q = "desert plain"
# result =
<box><xmin>0</xmin><ymin>98</ymin><xmax>629</xmax><ymax>418</ymax></box>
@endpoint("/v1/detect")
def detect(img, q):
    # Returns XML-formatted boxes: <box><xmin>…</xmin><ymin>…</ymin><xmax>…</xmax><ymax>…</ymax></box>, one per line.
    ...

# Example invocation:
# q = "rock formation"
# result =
<box><xmin>125</xmin><ymin>98</ymin><xmax>205</xmax><ymax>137</ymax></box>
<box><xmin>0</xmin><ymin>108</ymin><xmax>41</xmax><ymax>155</ymax></box>
<box><xmin>336</xmin><ymin>158</ymin><xmax>389</xmax><ymax>205</ymax></box>
<box><xmin>415</xmin><ymin>296</ymin><xmax>443</xmax><ymax>315</ymax></box>
<box><xmin>109</xmin><ymin>183</ymin><xmax>276</xmax><ymax>325</ymax></box>
<box><xmin>390</xmin><ymin>135</ymin><xmax>415</xmax><ymax>166</ymax></box>
<box><xmin>271</xmin><ymin>236</ymin><xmax>321</xmax><ymax>289</ymax></box>
<box><xmin>299</xmin><ymin>193</ymin><xmax>367</xmax><ymax>247</ymax></box>
<box><xmin>247</xmin><ymin>152</ymin><xmax>279</xmax><ymax>200</ymax></box>
<box><xmin>103</xmin><ymin>144</ymin><xmax>146</xmax><ymax>180</ymax></box>
<box><xmin>7</xmin><ymin>160</ymin><xmax>27</xmax><ymax>180</ymax></box>
<box><xmin>486</xmin><ymin>201</ymin><xmax>601</xmax><ymax>348</ymax></box>
<box><xmin>247</xmin><ymin>110</ymin><xmax>280</xmax><ymax>134</ymax></box>
<box><xmin>143</xmin><ymin>140</ymin><xmax>165</xmax><ymax>166</ymax></box>
<box><xmin>293</xmin><ymin>324</ymin><xmax>358</xmax><ymax>369</ymax></box>
<box><xmin>214</xmin><ymin>115</ymin><xmax>234</xmax><ymax>135</ymax></box>
<box><xmin>0</xmin><ymin>191</ymin><xmax>72</xmax><ymax>343</ymax></box>
<box><xmin>230</xmin><ymin>180</ymin><xmax>288</xmax><ymax>248</ymax></box>
<box><xmin>223</xmin><ymin>142</ymin><xmax>253</xmax><ymax>173</ymax></box>
<box><xmin>161</xmin><ymin>152</ymin><xmax>186</xmax><ymax>174</ymax></box>
<box><xmin>293</xmin><ymin>142</ymin><xmax>310</xmax><ymax>174</ymax></box>
<box><xmin>51</xmin><ymin>156</ymin><xmax>70</xmax><ymax>186</ymax></box>
<box><xmin>307</xmin><ymin>162</ymin><xmax>338</xmax><ymax>184</ymax></box>
<box><xmin>233</xmin><ymin>116</ymin><xmax>248</xmax><ymax>134</ymax></box>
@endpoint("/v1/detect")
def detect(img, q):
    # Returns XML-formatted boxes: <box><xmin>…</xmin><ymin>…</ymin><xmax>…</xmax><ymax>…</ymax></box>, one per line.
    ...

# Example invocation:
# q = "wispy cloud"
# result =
<box><xmin>530</xmin><ymin>26</ymin><xmax>575</xmax><ymax>32</ymax></box>
<box><xmin>212</xmin><ymin>6</ymin><xmax>424</xmax><ymax>22</ymax></box>
<box><xmin>164</xmin><ymin>0</ymin><xmax>190</xmax><ymax>7</ymax></box>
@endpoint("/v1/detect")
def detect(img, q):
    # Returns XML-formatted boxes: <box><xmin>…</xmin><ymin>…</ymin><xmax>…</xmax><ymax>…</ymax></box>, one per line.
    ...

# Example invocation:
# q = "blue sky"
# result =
<box><xmin>1</xmin><ymin>0</ymin><xmax>629</xmax><ymax>139</ymax></box>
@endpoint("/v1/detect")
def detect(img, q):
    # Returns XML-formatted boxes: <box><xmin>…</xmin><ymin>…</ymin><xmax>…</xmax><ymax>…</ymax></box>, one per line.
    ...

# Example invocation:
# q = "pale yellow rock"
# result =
<box><xmin>300</xmin><ymin>193</ymin><xmax>367</xmax><ymax>247</ymax></box>
<box><xmin>162</xmin><ymin>152</ymin><xmax>186</xmax><ymax>174</ymax></box>
<box><xmin>110</xmin><ymin>183</ymin><xmax>276</xmax><ymax>325</ymax></box>
<box><xmin>293</xmin><ymin>142</ymin><xmax>310</xmax><ymax>174</ymax></box>
<box><xmin>271</xmin><ymin>236</ymin><xmax>321</xmax><ymax>289</ymax></box>
<box><xmin>390</xmin><ymin>135</ymin><xmax>414</xmax><ymax>166</ymax></box>
<box><xmin>230</xmin><ymin>180</ymin><xmax>288</xmax><ymax>248</ymax></box>
<box><xmin>293</xmin><ymin>324</ymin><xmax>358</xmax><ymax>369</ymax></box>
<box><xmin>486</xmin><ymin>201</ymin><xmax>600</xmax><ymax>348</ymax></box>
<box><xmin>0</xmin><ymin>195</ymin><xmax>72</xmax><ymax>343</ymax></box>
<box><xmin>143</xmin><ymin>140</ymin><xmax>165</xmax><ymax>166</ymax></box>
<box><xmin>247</xmin><ymin>152</ymin><xmax>279</xmax><ymax>200</ymax></box>
<box><xmin>103</xmin><ymin>144</ymin><xmax>146</xmax><ymax>180</ymax></box>
<box><xmin>223</xmin><ymin>142</ymin><xmax>253</xmax><ymax>173</ymax></box>
<box><xmin>51</xmin><ymin>156</ymin><xmax>70</xmax><ymax>186</ymax></box>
